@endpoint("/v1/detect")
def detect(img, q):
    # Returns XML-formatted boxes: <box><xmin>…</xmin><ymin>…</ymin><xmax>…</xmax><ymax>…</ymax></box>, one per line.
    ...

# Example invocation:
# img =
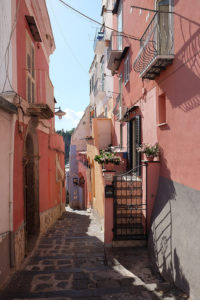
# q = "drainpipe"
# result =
<box><xmin>9</xmin><ymin>114</ymin><xmax>17</xmax><ymax>267</ymax></box>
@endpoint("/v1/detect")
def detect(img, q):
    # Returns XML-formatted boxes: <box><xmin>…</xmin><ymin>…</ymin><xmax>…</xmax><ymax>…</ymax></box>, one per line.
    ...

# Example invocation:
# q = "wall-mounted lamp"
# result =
<box><xmin>54</xmin><ymin>107</ymin><xmax>66</xmax><ymax>120</ymax></box>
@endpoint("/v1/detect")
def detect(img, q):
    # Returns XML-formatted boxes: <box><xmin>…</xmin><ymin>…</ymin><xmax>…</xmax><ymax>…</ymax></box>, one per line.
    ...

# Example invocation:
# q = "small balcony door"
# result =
<box><xmin>117</xmin><ymin>0</ymin><xmax>122</xmax><ymax>50</ymax></box>
<box><xmin>157</xmin><ymin>0</ymin><xmax>172</xmax><ymax>55</ymax></box>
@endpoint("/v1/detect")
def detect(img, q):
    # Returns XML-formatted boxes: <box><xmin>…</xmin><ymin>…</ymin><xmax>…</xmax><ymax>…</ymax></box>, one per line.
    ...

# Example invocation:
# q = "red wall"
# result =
<box><xmin>13</xmin><ymin>0</ymin><xmax>66</xmax><ymax>233</ymax></box>
<box><xmin>16</xmin><ymin>0</ymin><xmax>49</xmax><ymax>101</ymax></box>
<box><xmin>38</xmin><ymin>131</ymin><xmax>49</xmax><ymax>211</ymax></box>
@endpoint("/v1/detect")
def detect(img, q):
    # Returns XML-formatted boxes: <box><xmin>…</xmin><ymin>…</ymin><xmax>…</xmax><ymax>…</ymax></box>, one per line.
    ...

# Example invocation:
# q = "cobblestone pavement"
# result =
<box><xmin>0</xmin><ymin>208</ymin><xmax>188</xmax><ymax>299</ymax></box>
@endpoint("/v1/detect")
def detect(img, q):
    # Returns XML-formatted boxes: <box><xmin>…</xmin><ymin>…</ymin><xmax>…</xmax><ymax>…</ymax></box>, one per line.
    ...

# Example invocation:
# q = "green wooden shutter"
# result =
<box><xmin>135</xmin><ymin>115</ymin><xmax>141</xmax><ymax>175</ymax></box>
<box><xmin>127</xmin><ymin>121</ymin><xmax>131</xmax><ymax>169</ymax></box>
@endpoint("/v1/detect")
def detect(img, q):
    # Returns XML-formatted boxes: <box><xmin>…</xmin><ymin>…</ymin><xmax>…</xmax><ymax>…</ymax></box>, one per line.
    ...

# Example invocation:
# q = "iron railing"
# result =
<box><xmin>133</xmin><ymin>12</ymin><xmax>174</xmax><ymax>75</ymax></box>
<box><xmin>25</xmin><ymin>68</ymin><xmax>54</xmax><ymax>112</ymax></box>
<box><xmin>113</xmin><ymin>164</ymin><xmax>148</xmax><ymax>240</ymax></box>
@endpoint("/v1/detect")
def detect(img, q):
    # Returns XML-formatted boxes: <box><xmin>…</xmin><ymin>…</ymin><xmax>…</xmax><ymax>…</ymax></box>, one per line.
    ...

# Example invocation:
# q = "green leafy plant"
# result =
<box><xmin>94</xmin><ymin>150</ymin><xmax>121</xmax><ymax>165</ymax></box>
<box><xmin>137</xmin><ymin>143</ymin><xmax>159</xmax><ymax>158</ymax></box>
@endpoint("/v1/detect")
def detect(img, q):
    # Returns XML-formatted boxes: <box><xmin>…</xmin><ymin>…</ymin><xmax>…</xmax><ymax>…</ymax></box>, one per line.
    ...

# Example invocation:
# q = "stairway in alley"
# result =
<box><xmin>0</xmin><ymin>208</ymin><xmax>188</xmax><ymax>299</ymax></box>
<box><xmin>113</xmin><ymin>173</ymin><xmax>146</xmax><ymax>241</ymax></box>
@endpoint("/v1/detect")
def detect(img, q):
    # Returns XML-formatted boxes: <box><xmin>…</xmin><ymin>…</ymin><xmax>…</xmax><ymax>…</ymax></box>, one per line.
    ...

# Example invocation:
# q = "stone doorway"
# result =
<box><xmin>24</xmin><ymin>131</ymin><xmax>40</xmax><ymax>254</ymax></box>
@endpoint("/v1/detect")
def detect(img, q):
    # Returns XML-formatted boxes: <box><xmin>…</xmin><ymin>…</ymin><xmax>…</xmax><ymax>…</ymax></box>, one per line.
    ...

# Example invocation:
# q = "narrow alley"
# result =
<box><xmin>0</xmin><ymin>208</ymin><xmax>188</xmax><ymax>300</ymax></box>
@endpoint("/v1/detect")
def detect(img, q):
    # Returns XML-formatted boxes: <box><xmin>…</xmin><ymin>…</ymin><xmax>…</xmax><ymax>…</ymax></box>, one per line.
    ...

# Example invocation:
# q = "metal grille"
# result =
<box><xmin>113</xmin><ymin>164</ymin><xmax>147</xmax><ymax>240</ymax></box>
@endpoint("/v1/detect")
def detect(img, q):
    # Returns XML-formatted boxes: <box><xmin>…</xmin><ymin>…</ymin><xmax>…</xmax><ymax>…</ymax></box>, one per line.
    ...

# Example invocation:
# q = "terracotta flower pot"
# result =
<box><xmin>146</xmin><ymin>155</ymin><xmax>154</xmax><ymax>161</ymax></box>
<box><xmin>104</xmin><ymin>162</ymin><xmax>115</xmax><ymax>171</ymax></box>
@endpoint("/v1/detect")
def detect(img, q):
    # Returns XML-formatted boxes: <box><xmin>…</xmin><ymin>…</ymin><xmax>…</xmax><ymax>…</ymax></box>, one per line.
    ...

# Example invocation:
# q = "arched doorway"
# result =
<box><xmin>24</xmin><ymin>132</ymin><xmax>40</xmax><ymax>253</ymax></box>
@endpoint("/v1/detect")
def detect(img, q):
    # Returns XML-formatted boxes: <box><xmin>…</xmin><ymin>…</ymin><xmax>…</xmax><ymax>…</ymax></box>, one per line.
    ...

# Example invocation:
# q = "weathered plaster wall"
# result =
<box><xmin>0</xmin><ymin>110</ymin><xmax>12</xmax><ymax>234</ymax></box>
<box><xmin>0</xmin><ymin>233</ymin><xmax>10</xmax><ymax>287</ymax></box>
<box><xmin>149</xmin><ymin>177</ymin><xmax>200</xmax><ymax>299</ymax></box>
<box><xmin>40</xmin><ymin>204</ymin><xmax>64</xmax><ymax>235</ymax></box>
<box><xmin>71</xmin><ymin>106</ymin><xmax>90</xmax><ymax>152</ymax></box>
<box><xmin>69</xmin><ymin>145</ymin><xmax>79</xmax><ymax>209</ymax></box>
<box><xmin>14</xmin><ymin>223</ymin><xmax>25</xmax><ymax>269</ymax></box>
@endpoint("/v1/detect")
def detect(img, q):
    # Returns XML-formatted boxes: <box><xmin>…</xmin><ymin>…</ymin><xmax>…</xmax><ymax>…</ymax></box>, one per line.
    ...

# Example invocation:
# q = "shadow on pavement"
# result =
<box><xmin>0</xmin><ymin>208</ymin><xmax>188</xmax><ymax>299</ymax></box>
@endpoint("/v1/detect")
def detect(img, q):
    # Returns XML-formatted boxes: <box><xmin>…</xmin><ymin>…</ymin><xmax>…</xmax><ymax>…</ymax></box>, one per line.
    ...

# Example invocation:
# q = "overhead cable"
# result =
<box><xmin>57</xmin><ymin>0</ymin><xmax>141</xmax><ymax>41</ymax></box>
<box><xmin>48</xmin><ymin>0</ymin><xmax>87</xmax><ymax>74</ymax></box>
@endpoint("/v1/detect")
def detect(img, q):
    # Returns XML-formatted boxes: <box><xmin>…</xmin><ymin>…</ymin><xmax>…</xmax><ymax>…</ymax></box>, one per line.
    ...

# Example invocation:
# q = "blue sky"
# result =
<box><xmin>46</xmin><ymin>0</ymin><xmax>101</xmax><ymax>131</ymax></box>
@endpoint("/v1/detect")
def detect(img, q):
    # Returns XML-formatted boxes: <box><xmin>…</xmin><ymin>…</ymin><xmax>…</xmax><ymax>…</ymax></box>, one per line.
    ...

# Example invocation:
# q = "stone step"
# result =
<box><xmin>112</xmin><ymin>240</ymin><xmax>147</xmax><ymax>248</ymax></box>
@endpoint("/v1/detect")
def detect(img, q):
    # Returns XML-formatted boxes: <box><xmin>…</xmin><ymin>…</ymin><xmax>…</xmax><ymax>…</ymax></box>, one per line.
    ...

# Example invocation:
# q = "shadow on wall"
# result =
<box><xmin>158</xmin><ymin>12</ymin><xmax>200</xmax><ymax>112</ymax></box>
<box><xmin>148</xmin><ymin>147</ymin><xmax>190</xmax><ymax>296</ymax></box>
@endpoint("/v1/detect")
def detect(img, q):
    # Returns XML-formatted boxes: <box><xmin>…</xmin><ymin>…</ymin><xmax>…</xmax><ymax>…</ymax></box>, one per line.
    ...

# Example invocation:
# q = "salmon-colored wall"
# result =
<box><xmin>13</xmin><ymin>122</ymin><xmax>24</xmax><ymax>231</ymax></box>
<box><xmin>112</xmin><ymin>0</ymin><xmax>200</xmax><ymax>191</ymax></box>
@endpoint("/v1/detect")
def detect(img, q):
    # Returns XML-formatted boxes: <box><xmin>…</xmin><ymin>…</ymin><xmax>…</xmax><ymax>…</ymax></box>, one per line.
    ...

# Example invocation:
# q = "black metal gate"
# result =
<box><xmin>113</xmin><ymin>164</ymin><xmax>147</xmax><ymax>240</ymax></box>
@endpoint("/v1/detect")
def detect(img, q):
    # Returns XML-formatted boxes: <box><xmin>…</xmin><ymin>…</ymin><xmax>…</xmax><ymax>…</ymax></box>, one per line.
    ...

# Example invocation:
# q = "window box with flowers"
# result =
<box><xmin>137</xmin><ymin>143</ymin><xmax>159</xmax><ymax>161</ymax></box>
<box><xmin>94</xmin><ymin>150</ymin><xmax>121</xmax><ymax>170</ymax></box>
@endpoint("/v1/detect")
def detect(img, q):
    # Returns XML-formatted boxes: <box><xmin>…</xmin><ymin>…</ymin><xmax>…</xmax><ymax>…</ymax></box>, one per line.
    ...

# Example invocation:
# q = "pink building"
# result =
<box><xmin>0</xmin><ymin>0</ymin><xmax>65</xmax><ymax>286</ymax></box>
<box><xmin>104</xmin><ymin>0</ymin><xmax>200</xmax><ymax>298</ymax></box>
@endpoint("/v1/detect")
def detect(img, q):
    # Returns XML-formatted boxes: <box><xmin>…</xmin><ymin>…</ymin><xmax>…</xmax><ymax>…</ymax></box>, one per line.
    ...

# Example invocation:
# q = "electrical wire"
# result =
<box><xmin>57</xmin><ymin>0</ymin><xmax>141</xmax><ymax>41</ymax></box>
<box><xmin>48</xmin><ymin>0</ymin><xmax>87</xmax><ymax>74</ymax></box>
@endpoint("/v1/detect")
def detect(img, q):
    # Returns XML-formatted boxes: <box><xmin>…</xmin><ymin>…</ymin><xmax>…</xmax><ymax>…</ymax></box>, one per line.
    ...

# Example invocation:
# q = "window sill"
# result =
<box><xmin>157</xmin><ymin>122</ymin><xmax>167</xmax><ymax>127</ymax></box>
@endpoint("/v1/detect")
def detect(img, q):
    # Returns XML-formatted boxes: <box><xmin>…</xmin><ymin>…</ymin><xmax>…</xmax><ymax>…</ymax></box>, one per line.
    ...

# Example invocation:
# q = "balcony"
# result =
<box><xmin>93</xmin><ymin>29</ymin><xmax>105</xmax><ymax>55</ymax></box>
<box><xmin>26</xmin><ymin>69</ymin><xmax>54</xmax><ymax>119</ymax></box>
<box><xmin>133</xmin><ymin>12</ymin><xmax>174</xmax><ymax>80</ymax></box>
<box><xmin>93</xmin><ymin>78</ymin><xmax>105</xmax><ymax>100</ymax></box>
<box><xmin>107</xmin><ymin>31</ymin><xmax>129</xmax><ymax>73</ymax></box>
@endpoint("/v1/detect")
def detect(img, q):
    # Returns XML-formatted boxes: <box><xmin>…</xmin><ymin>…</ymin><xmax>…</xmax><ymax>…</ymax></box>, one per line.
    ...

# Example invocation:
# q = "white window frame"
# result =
<box><xmin>26</xmin><ymin>32</ymin><xmax>35</xmax><ymax>104</ymax></box>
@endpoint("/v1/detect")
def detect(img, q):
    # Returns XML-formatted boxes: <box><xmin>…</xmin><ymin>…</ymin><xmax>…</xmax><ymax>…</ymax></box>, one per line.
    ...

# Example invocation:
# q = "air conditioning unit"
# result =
<box><xmin>118</xmin><ymin>106</ymin><xmax>128</xmax><ymax>121</ymax></box>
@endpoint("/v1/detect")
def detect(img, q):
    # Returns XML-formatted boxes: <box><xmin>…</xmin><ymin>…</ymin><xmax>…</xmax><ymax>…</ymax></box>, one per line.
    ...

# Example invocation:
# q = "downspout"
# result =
<box><xmin>9</xmin><ymin>114</ymin><xmax>17</xmax><ymax>267</ymax></box>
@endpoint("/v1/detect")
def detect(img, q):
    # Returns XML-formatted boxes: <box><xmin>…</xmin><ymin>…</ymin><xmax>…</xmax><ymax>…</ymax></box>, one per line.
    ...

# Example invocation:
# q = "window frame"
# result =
<box><xmin>26</xmin><ymin>31</ymin><xmax>36</xmax><ymax>104</ymax></box>
<box><xmin>124</xmin><ymin>54</ymin><xmax>130</xmax><ymax>85</ymax></box>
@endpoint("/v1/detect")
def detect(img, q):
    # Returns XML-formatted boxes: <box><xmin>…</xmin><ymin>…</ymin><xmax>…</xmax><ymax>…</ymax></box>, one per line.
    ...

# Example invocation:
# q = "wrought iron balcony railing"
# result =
<box><xmin>133</xmin><ymin>12</ymin><xmax>174</xmax><ymax>80</ymax></box>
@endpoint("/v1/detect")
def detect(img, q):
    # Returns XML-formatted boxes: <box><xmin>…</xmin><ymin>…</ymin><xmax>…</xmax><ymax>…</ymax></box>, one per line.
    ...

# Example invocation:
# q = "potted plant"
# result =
<box><xmin>94</xmin><ymin>150</ymin><xmax>121</xmax><ymax>170</ymax></box>
<box><xmin>137</xmin><ymin>143</ymin><xmax>159</xmax><ymax>161</ymax></box>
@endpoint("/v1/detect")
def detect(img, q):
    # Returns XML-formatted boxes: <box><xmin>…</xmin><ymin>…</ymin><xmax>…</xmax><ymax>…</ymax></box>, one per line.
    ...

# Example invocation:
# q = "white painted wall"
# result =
<box><xmin>89</xmin><ymin>0</ymin><xmax>114</xmax><ymax>117</ymax></box>
<box><xmin>0</xmin><ymin>110</ymin><xmax>12</xmax><ymax>235</ymax></box>
<box><xmin>0</xmin><ymin>0</ymin><xmax>13</xmax><ymax>94</ymax></box>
